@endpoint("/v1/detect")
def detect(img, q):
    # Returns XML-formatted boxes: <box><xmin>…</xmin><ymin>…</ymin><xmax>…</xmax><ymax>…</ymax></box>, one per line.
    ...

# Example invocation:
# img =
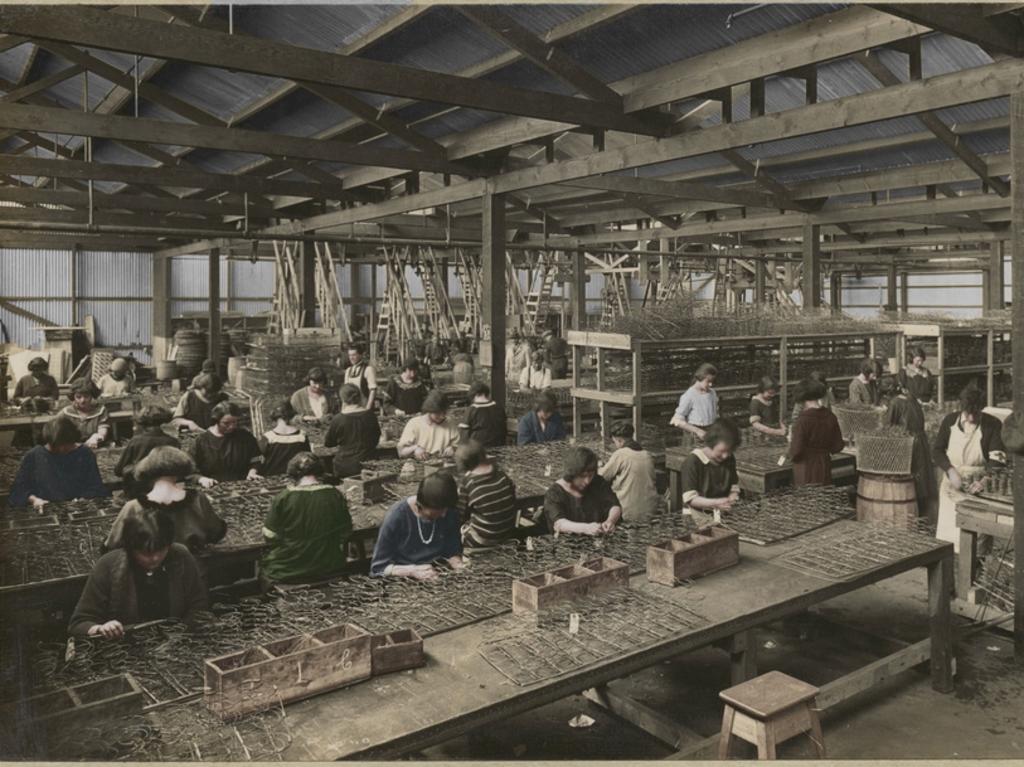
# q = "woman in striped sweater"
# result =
<box><xmin>454</xmin><ymin>441</ymin><xmax>518</xmax><ymax>549</ymax></box>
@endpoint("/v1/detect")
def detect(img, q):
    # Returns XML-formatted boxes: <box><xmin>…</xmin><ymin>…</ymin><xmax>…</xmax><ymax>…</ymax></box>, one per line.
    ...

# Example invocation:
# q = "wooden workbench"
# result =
<box><xmin>196</xmin><ymin>520</ymin><xmax>952</xmax><ymax>760</ymax></box>
<box><xmin>955</xmin><ymin>494</ymin><xmax>1013</xmax><ymax>619</ymax></box>
<box><xmin>665</xmin><ymin>445</ymin><xmax>856</xmax><ymax>508</ymax></box>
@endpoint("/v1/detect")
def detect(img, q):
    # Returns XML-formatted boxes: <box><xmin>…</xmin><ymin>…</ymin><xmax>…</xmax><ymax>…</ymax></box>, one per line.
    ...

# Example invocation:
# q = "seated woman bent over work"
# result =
<box><xmin>679</xmin><ymin>419</ymin><xmax>741</xmax><ymax>513</ymax></box>
<box><xmin>9</xmin><ymin>416</ymin><xmax>110</xmax><ymax>508</ymax></box>
<box><xmin>371</xmin><ymin>472</ymin><xmax>464</xmax><ymax>580</ymax></box>
<box><xmin>538</xmin><ymin>446</ymin><xmax>622</xmax><ymax>536</ymax></box>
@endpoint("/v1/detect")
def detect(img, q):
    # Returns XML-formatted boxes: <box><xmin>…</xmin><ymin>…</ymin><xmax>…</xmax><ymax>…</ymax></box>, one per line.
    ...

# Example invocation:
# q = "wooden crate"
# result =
<box><xmin>1</xmin><ymin>673</ymin><xmax>143</xmax><ymax>734</ymax></box>
<box><xmin>371</xmin><ymin>629</ymin><xmax>425</xmax><ymax>675</ymax></box>
<box><xmin>204</xmin><ymin>623</ymin><xmax>372</xmax><ymax>720</ymax></box>
<box><xmin>512</xmin><ymin>556</ymin><xmax>629</xmax><ymax>613</ymax></box>
<box><xmin>342</xmin><ymin>470</ymin><xmax>398</xmax><ymax>504</ymax></box>
<box><xmin>646</xmin><ymin>525</ymin><xmax>740</xmax><ymax>586</ymax></box>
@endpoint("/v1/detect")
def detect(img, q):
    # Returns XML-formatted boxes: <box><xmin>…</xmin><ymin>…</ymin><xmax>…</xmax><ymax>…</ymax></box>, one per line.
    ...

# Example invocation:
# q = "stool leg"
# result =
<box><xmin>808</xmin><ymin>706</ymin><xmax>826</xmax><ymax>758</ymax></box>
<box><xmin>718</xmin><ymin>706</ymin><xmax>736</xmax><ymax>759</ymax></box>
<box><xmin>756</xmin><ymin>722</ymin><xmax>776</xmax><ymax>760</ymax></box>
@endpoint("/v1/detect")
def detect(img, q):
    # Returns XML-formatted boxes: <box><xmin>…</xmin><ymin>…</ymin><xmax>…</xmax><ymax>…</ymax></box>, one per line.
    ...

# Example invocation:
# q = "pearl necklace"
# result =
<box><xmin>416</xmin><ymin>515</ymin><xmax>436</xmax><ymax>545</ymax></box>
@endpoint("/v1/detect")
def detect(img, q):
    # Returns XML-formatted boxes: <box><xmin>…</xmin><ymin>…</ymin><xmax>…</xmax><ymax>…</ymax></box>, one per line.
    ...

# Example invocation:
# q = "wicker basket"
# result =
<box><xmin>854</xmin><ymin>432</ymin><xmax>915</xmax><ymax>475</ymax></box>
<box><xmin>833</xmin><ymin>405</ymin><xmax>884</xmax><ymax>441</ymax></box>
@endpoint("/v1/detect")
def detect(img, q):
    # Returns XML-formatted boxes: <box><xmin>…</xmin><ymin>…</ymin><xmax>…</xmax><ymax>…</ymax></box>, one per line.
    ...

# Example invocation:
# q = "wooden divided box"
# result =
<box><xmin>647</xmin><ymin>525</ymin><xmax>740</xmax><ymax>586</ymax></box>
<box><xmin>371</xmin><ymin>629</ymin><xmax>425</xmax><ymax>675</ymax></box>
<box><xmin>204</xmin><ymin>623</ymin><xmax>372</xmax><ymax>720</ymax></box>
<box><xmin>512</xmin><ymin>556</ymin><xmax>629</xmax><ymax>613</ymax></box>
<box><xmin>342</xmin><ymin>470</ymin><xmax>397</xmax><ymax>504</ymax></box>
<box><xmin>1</xmin><ymin>674</ymin><xmax>143</xmax><ymax>734</ymax></box>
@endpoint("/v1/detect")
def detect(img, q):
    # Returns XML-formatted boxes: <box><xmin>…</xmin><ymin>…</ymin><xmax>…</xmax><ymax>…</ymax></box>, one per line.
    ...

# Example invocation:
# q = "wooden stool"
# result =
<box><xmin>718</xmin><ymin>670</ymin><xmax>825</xmax><ymax>760</ymax></box>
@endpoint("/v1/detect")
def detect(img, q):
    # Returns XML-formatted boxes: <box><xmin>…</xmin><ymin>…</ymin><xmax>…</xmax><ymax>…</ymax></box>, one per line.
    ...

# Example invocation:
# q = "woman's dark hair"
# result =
<box><xmin>422</xmin><ymin>390</ymin><xmax>448</xmax><ymax>414</ymax></box>
<box><xmin>756</xmin><ymin>376</ymin><xmax>778</xmax><ymax>394</ymax></box>
<box><xmin>860</xmin><ymin>358</ymin><xmax>882</xmax><ymax>377</ymax></box>
<box><xmin>69</xmin><ymin>378</ymin><xmax>99</xmax><ymax>399</ymax></box>
<box><xmin>27</xmin><ymin>356</ymin><xmax>48</xmax><ymax>372</ymax></box>
<box><xmin>959</xmin><ymin>385</ymin><xmax>985</xmax><ymax>417</ymax></box>
<box><xmin>122</xmin><ymin>509</ymin><xmax>175</xmax><ymax>553</ymax></box>
<box><xmin>468</xmin><ymin>381</ymin><xmax>491</xmax><ymax>400</ymax></box>
<box><xmin>194</xmin><ymin>373</ymin><xmax>223</xmax><ymax>394</ymax></box>
<box><xmin>562</xmin><ymin>446</ymin><xmax>599</xmax><ymax>482</ymax></box>
<box><xmin>201</xmin><ymin>359</ymin><xmax>217</xmax><ymax>374</ymax></box>
<box><xmin>133</xmin><ymin>446</ymin><xmax>195</xmax><ymax>483</ymax></box>
<box><xmin>455</xmin><ymin>440</ymin><xmax>487</xmax><ymax>473</ymax></box>
<box><xmin>535</xmin><ymin>390</ymin><xmax>558</xmax><ymax>413</ymax></box>
<box><xmin>694</xmin><ymin>363</ymin><xmax>717</xmax><ymax>381</ymax></box>
<box><xmin>43</xmin><ymin>416</ymin><xmax>81</xmax><ymax>448</ymax></box>
<box><xmin>339</xmin><ymin>383</ymin><xmax>362</xmax><ymax>406</ymax></box>
<box><xmin>307</xmin><ymin>367</ymin><xmax>327</xmax><ymax>384</ymax></box>
<box><xmin>417</xmin><ymin>471</ymin><xmax>458</xmax><ymax>510</ymax></box>
<box><xmin>346</xmin><ymin>342</ymin><xmax>365</xmax><ymax>355</ymax></box>
<box><xmin>135</xmin><ymin>405</ymin><xmax>172</xmax><ymax>429</ymax></box>
<box><xmin>609</xmin><ymin>421</ymin><xmax>634</xmax><ymax>440</ymax></box>
<box><xmin>704</xmin><ymin>419</ymin><xmax>741</xmax><ymax>450</ymax></box>
<box><xmin>800</xmin><ymin>378</ymin><xmax>828</xmax><ymax>403</ymax></box>
<box><xmin>809</xmin><ymin>371</ymin><xmax>828</xmax><ymax>385</ymax></box>
<box><xmin>910</xmin><ymin>346</ymin><xmax>927</xmax><ymax>362</ymax></box>
<box><xmin>286</xmin><ymin>451</ymin><xmax>323</xmax><ymax>480</ymax></box>
<box><xmin>401</xmin><ymin>358</ymin><xmax>420</xmax><ymax>373</ymax></box>
<box><xmin>270</xmin><ymin>399</ymin><xmax>296</xmax><ymax>423</ymax></box>
<box><xmin>211</xmin><ymin>401</ymin><xmax>242</xmax><ymax>422</ymax></box>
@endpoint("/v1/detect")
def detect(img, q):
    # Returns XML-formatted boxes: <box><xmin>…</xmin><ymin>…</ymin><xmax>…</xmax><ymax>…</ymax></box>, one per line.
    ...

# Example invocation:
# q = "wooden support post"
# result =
<box><xmin>152</xmin><ymin>254</ymin><xmax>171</xmax><ymax>363</ymax></box>
<box><xmin>899</xmin><ymin>271</ymin><xmax>909</xmax><ymax>313</ymax></box>
<box><xmin>754</xmin><ymin>258</ymin><xmax>766</xmax><ymax>306</ymax></box>
<box><xmin>208</xmin><ymin>247</ymin><xmax>221</xmax><ymax>364</ymax></box>
<box><xmin>299</xmin><ymin>240</ymin><xmax>316</xmax><ymax>327</ymax></box>
<box><xmin>749</xmin><ymin>78</ymin><xmax>765</xmax><ymax>119</ymax></box>
<box><xmin>987</xmin><ymin>329</ymin><xmax>995</xmax><ymax>408</ymax></box>
<box><xmin>482</xmin><ymin>191</ymin><xmax>507</xmax><ymax>408</ymax></box>
<box><xmin>802</xmin><ymin>223</ymin><xmax>821</xmax><ymax>309</ymax></box>
<box><xmin>990</xmin><ymin>241</ymin><xmax>1006</xmax><ymax>313</ymax></box>
<box><xmin>927</xmin><ymin>554</ymin><xmax>954</xmax><ymax>691</ymax></box>
<box><xmin>571</xmin><ymin>248</ymin><xmax>587</xmax><ymax>330</ymax></box>
<box><xmin>727</xmin><ymin>630</ymin><xmax>757</xmax><ymax>685</ymax></box>
<box><xmin>886</xmin><ymin>257</ymin><xmax>898</xmax><ymax>312</ymax></box>
<box><xmin>829</xmin><ymin>271</ymin><xmax>842</xmax><ymax>316</ymax></box>
<box><xmin>1011</xmin><ymin>90</ymin><xmax>1024</xmax><ymax>660</ymax></box>
<box><xmin>70</xmin><ymin>245</ymin><xmax>78</xmax><ymax>326</ymax></box>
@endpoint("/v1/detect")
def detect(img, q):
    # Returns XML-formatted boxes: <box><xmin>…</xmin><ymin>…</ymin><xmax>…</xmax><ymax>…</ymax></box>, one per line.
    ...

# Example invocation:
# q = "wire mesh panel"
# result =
<box><xmin>854</xmin><ymin>430</ymin><xmax>915</xmax><ymax>475</ymax></box>
<box><xmin>776</xmin><ymin>522</ymin><xmax>942</xmax><ymax>581</ymax></box>
<box><xmin>833</xmin><ymin>404</ymin><xmax>884</xmax><ymax>441</ymax></box>
<box><xmin>478</xmin><ymin>587</ymin><xmax>708</xmax><ymax>686</ymax></box>
<box><xmin>719</xmin><ymin>485</ymin><xmax>853</xmax><ymax>545</ymax></box>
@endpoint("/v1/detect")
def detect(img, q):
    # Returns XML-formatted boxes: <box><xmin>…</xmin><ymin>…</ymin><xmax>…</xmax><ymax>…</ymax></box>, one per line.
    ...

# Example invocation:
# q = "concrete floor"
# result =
<box><xmin>424</xmin><ymin>568</ymin><xmax>1024</xmax><ymax>760</ymax></box>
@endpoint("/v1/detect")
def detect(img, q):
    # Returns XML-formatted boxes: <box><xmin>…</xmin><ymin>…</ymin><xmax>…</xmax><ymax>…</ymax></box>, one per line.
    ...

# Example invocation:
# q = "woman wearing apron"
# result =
<box><xmin>931</xmin><ymin>386</ymin><xmax>1007</xmax><ymax>549</ymax></box>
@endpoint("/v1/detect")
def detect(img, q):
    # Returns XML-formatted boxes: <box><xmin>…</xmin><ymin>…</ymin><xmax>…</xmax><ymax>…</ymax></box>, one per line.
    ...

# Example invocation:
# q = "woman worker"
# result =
<box><xmin>790</xmin><ymin>370</ymin><xmax>834</xmax><ymax>423</ymax></box>
<box><xmin>932</xmin><ymin>385</ymin><xmax>1007</xmax><ymax>548</ymax></box>
<box><xmin>60</xmin><ymin>379</ymin><xmax>110</xmax><ymax>448</ymax></box>
<box><xmin>789</xmin><ymin>377</ymin><xmax>845</xmax><ymax>486</ymax></box>
<box><xmin>848</xmin><ymin>358</ymin><xmax>883</xmax><ymax>406</ymax></box>
<box><xmin>371</xmin><ymin>472</ymin><xmax>465</xmax><ymax>580</ymax></box>
<box><xmin>899</xmin><ymin>346</ymin><xmax>934</xmax><ymax>405</ymax></box>
<box><xmin>97</xmin><ymin>358</ymin><xmax>134</xmax><ymax>398</ymax></box>
<box><xmin>884</xmin><ymin>378</ymin><xmax>937</xmax><ymax>520</ymax></box>
<box><xmin>397</xmin><ymin>391</ymin><xmax>460</xmax><ymax>461</ymax></box>
<box><xmin>8</xmin><ymin>416</ymin><xmax>110</xmax><ymax>508</ymax></box>
<box><xmin>12</xmin><ymin>356</ymin><xmax>59</xmax><ymax>402</ymax></box>
<box><xmin>342</xmin><ymin>343</ymin><xmax>378</xmax><ymax>411</ymax></box>
<box><xmin>455</xmin><ymin>440</ymin><xmax>518</xmax><ymax>549</ymax></box>
<box><xmin>516</xmin><ymin>390</ymin><xmax>566</xmax><ymax>445</ymax></box>
<box><xmin>601</xmin><ymin>421</ymin><xmax>660</xmax><ymax>523</ymax></box>
<box><xmin>290</xmin><ymin>367</ymin><xmax>338</xmax><ymax>423</ymax></box>
<box><xmin>190</xmin><ymin>401</ymin><xmax>262</xmax><ymax>487</ymax></box>
<box><xmin>384</xmin><ymin>359</ymin><xmax>430</xmax><ymax>416</ymax></box>
<box><xmin>259</xmin><ymin>400</ymin><xmax>312</xmax><ymax>477</ymax></box>
<box><xmin>172</xmin><ymin>373</ymin><xmax>227</xmax><ymax>432</ymax></box>
<box><xmin>459</xmin><ymin>382</ymin><xmax>508</xmax><ymax>448</ymax></box>
<box><xmin>518</xmin><ymin>353</ymin><xmax>552</xmax><ymax>391</ymax></box>
<box><xmin>324</xmin><ymin>384</ymin><xmax>382</xmax><ymax>479</ymax></box>
<box><xmin>114</xmin><ymin>406</ymin><xmax>180</xmax><ymax>497</ymax></box>
<box><xmin>679</xmin><ymin>419</ymin><xmax>741</xmax><ymax>514</ymax></box>
<box><xmin>538</xmin><ymin>446</ymin><xmax>622</xmax><ymax>536</ymax></box>
<box><xmin>105</xmin><ymin>446</ymin><xmax>226</xmax><ymax>552</ymax></box>
<box><xmin>260</xmin><ymin>453</ymin><xmax>354</xmax><ymax>586</ymax></box>
<box><xmin>749</xmin><ymin>376</ymin><xmax>787</xmax><ymax>438</ymax></box>
<box><xmin>670</xmin><ymin>363</ymin><xmax>719</xmax><ymax>441</ymax></box>
<box><xmin>69</xmin><ymin>509</ymin><xmax>209</xmax><ymax>639</ymax></box>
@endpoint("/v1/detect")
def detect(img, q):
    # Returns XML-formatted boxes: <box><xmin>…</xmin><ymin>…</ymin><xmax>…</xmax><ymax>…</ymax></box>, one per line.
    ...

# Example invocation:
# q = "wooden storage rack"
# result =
<box><xmin>567</xmin><ymin>329</ymin><xmax>899</xmax><ymax>438</ymax></box>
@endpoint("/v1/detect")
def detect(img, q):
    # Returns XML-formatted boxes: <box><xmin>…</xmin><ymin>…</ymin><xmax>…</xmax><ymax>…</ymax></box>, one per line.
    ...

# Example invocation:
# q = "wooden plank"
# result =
<box><xmin>928</xmin><ymin>556</ymin><xmax>955</xmax><ymax>692</ymax></box>
<box><xmin>582</xmin><ymin>684</ymin><xmax>706</xmax><ymax>750</ymax></box>
<box><xmin>0</xmin><ymin>6</ymin><xmax>667</xmax><ymax>136</ymax></box>
<box><xmin>563</xmin><ymin>175</ymin><xmax>787</xmax><ymax>211</ymax></box>
<box><xmin>566</xmin><ymin>329</ymin><xmax>633</xmax><ymax>350</ymax></box>
<box><xmin>0</xmin><ymin>185</ymin><xmax>275</xmax><ymax>218</ymax></box>
<box><xmin>0</xmin><ymin>298</ymin><xmax>52</xmax><ymax>326</ymax></box>
<box><xmin>569</xmin><ymin>387</ymin><xmax>635</xmax><ymax>406</ymax></box>
<box><xmin>0</xmin><ymin>63</ymin><xmax>83</xmax><ymax>103</ymax></box>
<box><xmin>0</xmin><ymin>103</ymin><xmax>473</xmax><ymax>175</ymax></box>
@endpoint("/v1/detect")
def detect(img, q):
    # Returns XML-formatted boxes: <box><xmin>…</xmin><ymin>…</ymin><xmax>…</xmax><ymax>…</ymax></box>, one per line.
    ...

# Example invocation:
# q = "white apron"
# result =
<box><xmin>936</xmin><ymin>418</ymin><xmax>985</xmax><ymax>552</ymax></box>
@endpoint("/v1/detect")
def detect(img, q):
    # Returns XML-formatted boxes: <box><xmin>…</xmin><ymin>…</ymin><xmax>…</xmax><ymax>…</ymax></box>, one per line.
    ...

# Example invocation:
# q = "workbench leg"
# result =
<box><xmin>956</xmin><ymin>529</ymin><xmax>977</xmax><ymax>599</ymax></box>
<box><xmin>728</xmin><ymin>630</ymin><xmax>757</xmax><ymax>685</ymax></box>
<box><xmin>669</xmin><ymin>468</ymin><xmax>682</xmax><ymax>513</ymax></box>
<box><xmin>928</xmin><ymin>555</ymin><xmax>955</xmax><ymax>693</ymax></box>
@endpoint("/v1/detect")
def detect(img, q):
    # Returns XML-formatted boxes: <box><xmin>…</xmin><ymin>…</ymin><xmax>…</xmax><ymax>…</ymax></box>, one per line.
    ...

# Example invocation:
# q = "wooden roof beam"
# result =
<box><xmin>872</xmin><ymin>4</ymin><xmax>1024</xmax><ymax>57</ymax></box>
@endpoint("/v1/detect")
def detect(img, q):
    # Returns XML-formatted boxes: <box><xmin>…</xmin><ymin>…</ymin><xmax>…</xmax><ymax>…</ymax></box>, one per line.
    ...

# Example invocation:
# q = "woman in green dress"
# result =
<box><xmin>260</xmin><ymin>453</ymin><xmax>353</xmax><ymax>587</ymax></box>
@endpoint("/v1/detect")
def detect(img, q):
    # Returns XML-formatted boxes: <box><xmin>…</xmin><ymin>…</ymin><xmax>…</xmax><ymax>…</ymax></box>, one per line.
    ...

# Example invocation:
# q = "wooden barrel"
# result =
<box><xmin>155</xmin><ymin>360</ymin><xmax>178</xmax><ymax>381</ymax></box>
<box><xmin>856</xmin><ymin>473</ymin><xmax>917</xmax><ymax>530</ymax></box>
<box><xmin>173</xmin><ymin>329</ymin><xmax>207</xmax><ymax>378</ymax></box>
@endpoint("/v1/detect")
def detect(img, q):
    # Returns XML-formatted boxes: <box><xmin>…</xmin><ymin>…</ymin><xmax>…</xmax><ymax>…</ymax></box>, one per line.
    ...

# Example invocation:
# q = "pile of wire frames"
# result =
<box><xmin>719</xmin><ymin>485</ymin><xmax>853</xmax><ymax>545</ymax></box>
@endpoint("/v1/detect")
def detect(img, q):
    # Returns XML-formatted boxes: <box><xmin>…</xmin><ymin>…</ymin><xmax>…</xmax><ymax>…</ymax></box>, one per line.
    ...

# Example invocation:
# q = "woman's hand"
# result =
<box><xmin>967</xmin><ymin>479</ymin><xmax>985</xmax><ymax>495</ymax></box>
<box><xmin>246</xmin><ymin>468</ymin><xmax>261</xmax><ymax>481</ymax></box>
<box><xmin>88</xmin><ymin>620</ymin><xmax>125</xmax><ymax>640</ymax></box>
<box><xmin>302</xmin><ymin>415</ymin><xmax>319</xmax><ymax>423</ymax></box>
<box><xmin>406</xmin><ymin>564</ymin><xmax>438</xmax><ymax>581</ymax></box>
<box><xmin>947</xmin><ymin>468</ymin><xmax>962</xmax><ymax>491</ymax></box>
<box><xmin>600</xmin><ymin>519</ymin><xmax>617</xmax><ymax>534</ymax></box>
<box><xmin>29</xmin><ymin>495</ymin><xmax>48</xmax><ymax>510</ymax></box>
<box><xmin>413</xmin><ymin>446</ymin><xmax>429</xmax><ymax>461</ymax></box>
<box><xmin>694</xmin><ymin>427</ymin><xmax>707</xmax><ymax>441</ymax></box>
<box><xmin>448</xmin><ymin>555</ymin><xmax>465</xmax><ymax>570</ymax></box>
<box><xmin>394</xmin><ymin>409</ymin><xmax>406</xmax><ymax>417</ymax></box>
<box><xmin>716</xmin><ymin>496</ymin><xmax>735</xmax><ymax>511</ymax></box>
<box><xmin>582</xmin><ymin>522</ymin><xmax>603</xmax><ymax>536</ymax></box>
<box><xmin>442</xmin><ymin>446</ymin><xmax>455</xmax><ymax>458</ymax></box>
<box><xmin>199</xmin><ymin>476</ymin><xmax>217</xmax><ymax>489</ymax></box>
